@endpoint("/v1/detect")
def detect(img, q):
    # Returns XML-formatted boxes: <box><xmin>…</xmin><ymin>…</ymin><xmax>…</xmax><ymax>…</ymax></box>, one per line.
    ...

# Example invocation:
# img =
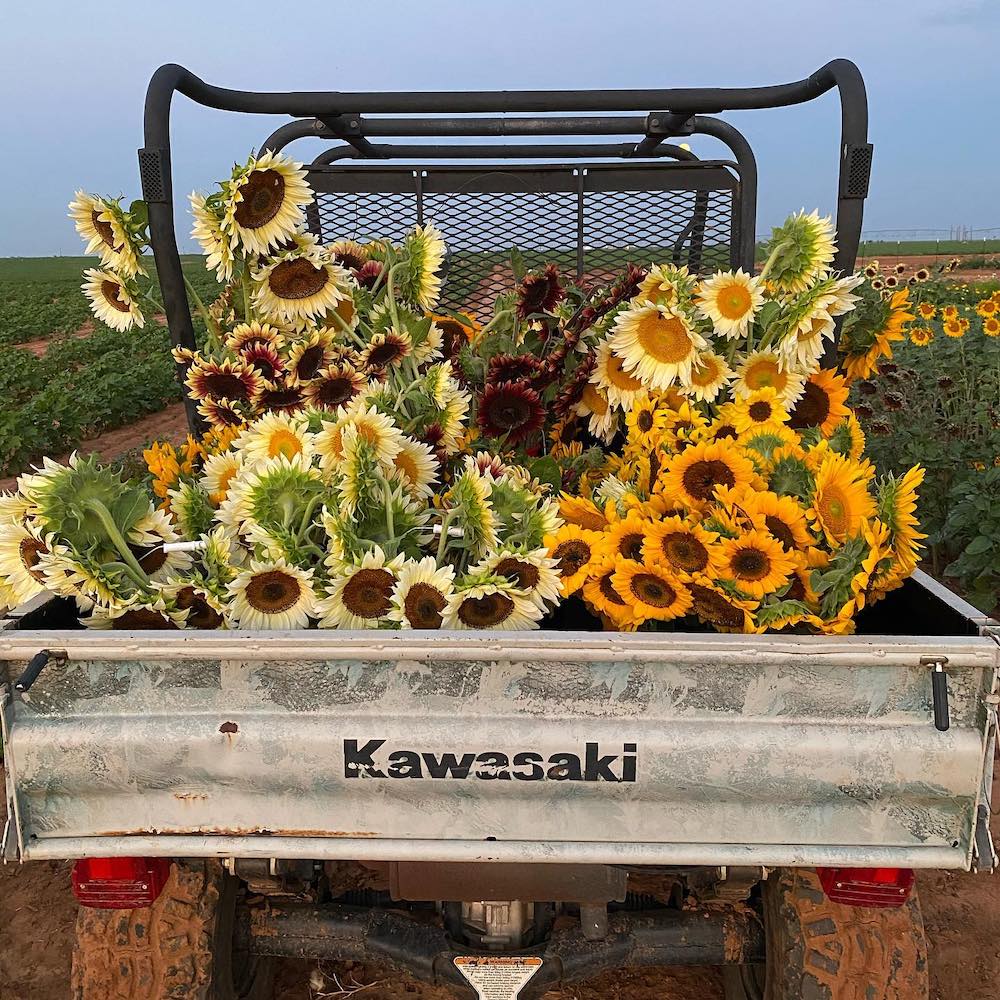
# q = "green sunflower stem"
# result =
<box><xmin>239</xmin><ymin>267</ymin><xmax>253</xmax><ymax>323</ymax></box>
<box><xmin>436</xmin><ymin>511</ymin><xmax>454</xmax><ymax>564</ymax></box>
<box><xmin>84</xmin><ymin>500</ymin><xmax>150</xmax><ymax>585</ymax></box>
<box><xmin>294</xmin><ymin>494</ymin><xmax>325</xmax><ymax>543</ymax></box>
<box><xmin>386</xmin><ymin>263</ymin><xmax>405</xmax><ymax>332</ymax></box>
<box><xmin>757</xmin><ymin>239</ymin><xmax>793</xmax><ymax>283</ymax></box>
<box><xmin>383</xmin><ymin>480</ymin><xmax>395</xmax><ymax>539</ymax></box>
<box><xmin>324</xmin><ymin>303</ymin><xmax>367</xmax><ymax>348</ymax></box>
<box><xmin>479</xmin><ymin>309</ymin><xmax>515</xmax><ymax>338</ymax></box>
<box><xmin>183</xmin><ymin>274</ymin><xmax>222</xmax><ymax>351</ymax></box>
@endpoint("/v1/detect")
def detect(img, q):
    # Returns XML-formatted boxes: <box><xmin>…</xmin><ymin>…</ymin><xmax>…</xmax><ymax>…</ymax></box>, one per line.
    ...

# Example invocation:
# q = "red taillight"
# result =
<box><xmin>71</xmin><ymin>857</ymin><xmax>172</xmax><ymax>909</ymax></box>
<box><xmin>817</xmin><ymin>866</ymin><xmax>914</xmax><ymax>908</ymax></box>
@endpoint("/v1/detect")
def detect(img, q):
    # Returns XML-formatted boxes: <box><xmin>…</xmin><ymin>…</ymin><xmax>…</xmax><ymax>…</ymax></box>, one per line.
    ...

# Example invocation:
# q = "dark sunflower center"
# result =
<box><xmin>458</xmin><ymin>592</ymin><xmax>515</xmax><ymax>627</ymax></box>
<box><xmin>208</xmin><ymin>402</ymin><xmax>243</xmax><ymax>427</ymax></box>
<box><xmin>315</xmin><ymin>373</ymin><xmax>358</xmax><ymax>408</ymax></box>
<box><xmin>748</xmin><ymin>401</ymin><xmax>773</xmax><ymax>422</ymax></box>
<box><xmin>630</xmin><ymin>573</ymin><xmax>676</xmax><ymax>608</ymax></box>
<box><xmin>487</xmin><ymin>393</ymin><xmax>532</xmax><ymax>430</ymax></box>
<box><xmin>553</xmin><ymin>539</ymin><xmax>591</xmax><ymax>577</ymax></box>
<box><xmin>681</xmin><ymin>459</ymin><xmax>736</xmax><ymax>501</ymax></box>
<box><xmin>204</xmin><ymin>371</ymin><xmax>251</xmax><ymax>402</ymax></box>
<box><xmin>245</xmin><ymin>570</ymin><xmax>302</xmax><ymax>614</ymax></box>
<box><xmin>789</xmin><ymin>382</ymin><xmax>829</xmax><ymax>429</ymax></box>
<box><xmin>618</xmin><ymin>533</ymin><xmax>644</xmax><ymax>561</ymax></box>
<box><xmin>332</xmin><ymin>250</ymin><xmax>366</xmax><ymax>271</ymax></box>
<box><xmin>599</xmin><ymin>573</ymin><xmax>626</xmax><ymax>606</ymax></box>
<box><xmin>175</xmin><ymin>586</ymin><xmax>224</xmax><ymax>630</ymax></box>
<box><xmin>343</xmin><ymin>568</ymin><xmax>394</xmax><ymax>618</ymax></box>
<box><xmin>91</xmin><ymin>211</ymin><xmax>121</xmax><ymax>251</ymax></box>
<box><xmin>662</xmin><ymin>532</ymin><xmax>708</xmax><ymax>572</ymax></box>
<box><xmin>786</xmin><ymin>575</ymin><xmax>806</xmax><ymax>602</ymax></box>
<box><xmin>234</xmin><ymin>169</ymin><xmax>286</xmax><ymax>229</ymax></box>
<box><xmin>637</xmin><ymin>411</ymin><xmax>654</xmax><ymax>432</ymax></box>
<box><xmin>764</xmin><ymin>515</ymin><xmax>797</xmax><ymax>551</ymax></box>
<box><xmin>101</xmin><ymin>280</ymin><xmax>130</xmax><ymax>312</ymax></box>
<box><xmin>257</xmin><ymin>385</ymin><xmax>305</xmax><ymax>412</ymax></box>
<box><xmin>19</xmin><ymin>537</ymin><xmax>48</xmax><ymax>581</ymax></box>
<box><xmin>269</xmin><ymin>258</ymin><xmax>328</xmax><ymax>300</ymax></box>
<box><xmin>494</xmin><ymin>558</ymin><xmax>540</xmax><ymax>590</ymax></box>
<box><xmin>130</xmin><ymin>544</ymin><xmax>167</xmax><ymax>575</ymax></box>
<box><xmin>366</xmin><ymin>339</ymin><xmax>406</xmax><ymax>369</ymax></box>
<box><xmin>715</xmin><ymin>424</ymin><xmax>738</xmax><ymax>441</ymax></box>
<box><xmin>294</xmin><ymin>344</ymin><xmax>326</xmax><ymax>381</ymax></box>
<box><xmin>113</xmin><ymin>609</ymin><xmax>179</xmax><ymax>630</ymax></box>
<box><xmin>403</xmin><ymin>582</ymin><xmax>446</xmax><ymax>628</ymax></box>
<box><xmin>732</xmin><ymin>547</ymin><xmax>770</xmax><ymax>580</ymax></box>
<box><xmin>244</xmin><ymin>350</ymin><xmax>280</xmax><ymax>380</ymax></box>
<box><xmin>689</xmin><ymin>583</ymin><xmax>744</xmax><ymax>628</ymax></box>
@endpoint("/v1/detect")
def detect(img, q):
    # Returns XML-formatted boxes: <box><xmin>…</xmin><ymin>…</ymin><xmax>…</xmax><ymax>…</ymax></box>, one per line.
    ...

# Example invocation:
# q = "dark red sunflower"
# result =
<box><xmin>355</xmin><ymin>260</ymin><xmax>384</xmax><ymax>289</ymax></box>
<box><xmin>304</xmin><ymin>364</ymin><xmax>365</xmax><ymax>411</ymax></box>
<box><xmin>553</xmin><ymin>352</ymin><xmax>597</xmax><ymax>418</ymax></box>
<box><xmin>252</xmin><ymin>379</ymin><xmax>306</xmax><ymax>414</ymax></box>
<box><xmin>239</xmin><ymin>342</ymin><xmax>285</xmax><ymax>382</ymax></box>
<box><xmin>487</xmin><ymin>352</ymin><xmax>542</xmax><ymax>384</ymax></box>
<box><xmin>516</xmin><ymin>264</ymin><xmax>565</xmax><ymax>320</ymax></box>
<box><xmin>477</xmin><ymin>380</ymin><xmax>545</xmax><ymax>444</ymax></box>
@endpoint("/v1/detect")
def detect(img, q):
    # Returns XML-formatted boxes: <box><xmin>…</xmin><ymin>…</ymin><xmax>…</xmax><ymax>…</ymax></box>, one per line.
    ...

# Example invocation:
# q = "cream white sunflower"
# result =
<box><xmin>574</xmin><ymin>382</ymin><xmax>618</xmax><ymax>441</ymax></box>
<box><xmin>592</xmin><ymin>337</ymin><xmax>644</xmax><ymax>409</ymax></box>
<box><xmin>315</xmin><ymin>402</ymin><xmax>405</xmax><ymax>471</ymax></box>
<box><xmin>390</xmin><ymin>436</ymin><xmax>439</xmax><ymax>500</ymax></box>
<box><xmin>236</xmin><ymin>411</ymin><xmax>314</xmax><ymax>466</ymax></box>
<box><xmin>128</xmin><ymin>508</ymin><xmax>194</xmax><ymax>583</ymax></box>
<box><xmin>681</xmin><ymin>351</ymin><xmax>733</xmax><ymax>403</ymax></box>
<box><xmin>443</xmin><ymin>578</ymin><xmax>543</xmax><ymax>630</ymax></box>
<box><xmin>470</xmin><ymin>548</ymin><xmax>562</xmax><ymax>610</ymax></box>
<box><xmin>0</xmin><ymin>518</ymin><xmax>51</xmax><ymax>604</ymax></box>
<box><xmin>82</xmin><ymin>268</ymin><xmax>145</xmax><ymax>332</ymax></box>
<box><xmin>82</xmin><ymin>596</ymin><xmax>189</xmax><ymax>631</ymax></box>
<box><xmin>695</xmin><ymin>268</ymin><xmax>764</xmax><ymax>339</ymax></box>
<box><xmin>253</xmin><ymin>252</ymin><xmax>350</xmax><ymax>325</ymax></box>
<box><xmin>733</xmin><ymin>350</ymin><xmax>806</xmax><ymax>405</ymax></box>
<box><xmin>608</xmin><ymin>303</ymin><xmax>708</xmax><ymax>390</ymax></box>
<box><xmin>190</xmin><ymin>192</ymin><xmax>236</xmax><ymax>282</ymax></box>
<box><xmin>388</xmin><ymin>557</ymin><xmax>456</xmax><ymax>629</ymax></box>
<box><xmin>221</xmin><ymin>152</ymin><xmax>314</xmax><ymax>256</ymax></box>
<box><xmin>69</xmin><ymin>192</ymin><xmax>143</xmax><ymax>277</ymax></box>
<box><xmin>762</xmin><ymin>209</ymin><xmax>837</xmax><ymax>295</ymax></box>
<box><xmin>200</xmin><ymin>451</ymin><xmax>245</xmax><ymax>506</ymax></box>
<box><xmin>317</xmin><ymin>547</ymin><xmax>406</xmax><ymax>629</ymax></box>
<box><xmin>228</xmin><ymin>557</ymin><xmax>317</xmax><ymax>629</ymax></box>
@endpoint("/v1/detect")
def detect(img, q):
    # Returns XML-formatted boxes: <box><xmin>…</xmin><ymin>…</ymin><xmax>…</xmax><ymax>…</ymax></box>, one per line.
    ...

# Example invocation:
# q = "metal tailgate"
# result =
<box><xmin>3</xmin><ymin>626</ymin><xmax>997</xmax><ymax>870</ymax></box>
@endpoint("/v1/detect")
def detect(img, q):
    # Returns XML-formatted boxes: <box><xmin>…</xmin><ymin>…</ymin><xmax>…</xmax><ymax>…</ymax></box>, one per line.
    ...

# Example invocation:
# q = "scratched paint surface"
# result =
<box><xmin>2</xmin><ymin>638</ymin><xmax>997</xmax><ymax>860</ymax></box>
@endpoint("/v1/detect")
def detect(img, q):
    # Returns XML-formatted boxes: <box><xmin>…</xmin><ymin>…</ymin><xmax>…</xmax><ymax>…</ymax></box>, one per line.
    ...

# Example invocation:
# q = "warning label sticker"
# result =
<box><xmin>453</xmin><ymin>956</ymin><xmax>543</xmax><ymax>999</ymax></box>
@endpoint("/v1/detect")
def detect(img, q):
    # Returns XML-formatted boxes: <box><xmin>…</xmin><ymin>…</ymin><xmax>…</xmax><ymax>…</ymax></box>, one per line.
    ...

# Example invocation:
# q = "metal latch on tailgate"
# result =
<box><xmin>920</xmin><ymin>655</ymin><xmax>950</xmax><ymax>732</ymax></box>
<box><xmin>14</xmin><ymin>648</ymin><xmax>67</xmax><ymax>695</ymax></box>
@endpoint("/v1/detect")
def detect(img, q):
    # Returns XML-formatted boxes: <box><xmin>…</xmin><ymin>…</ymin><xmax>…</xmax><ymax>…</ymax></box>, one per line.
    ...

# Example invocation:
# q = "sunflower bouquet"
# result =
<box><xmin>0</xmin><ymin>390</ymin><xmax>564</xmax><ymax>630</ymax></box>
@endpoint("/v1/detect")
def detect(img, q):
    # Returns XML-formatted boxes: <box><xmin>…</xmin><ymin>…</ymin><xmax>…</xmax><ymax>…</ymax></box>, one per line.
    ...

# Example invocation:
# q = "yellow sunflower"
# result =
<box><xmin>593</xmin><ymin>336</ymin><xmax>645</xmax><ymax>408</ymax></box>
<box><xmin>807</xmin><ymin>451</ymin><xmax>876</xmax><ymax>546</ymax></box>
<box><xmin>917</xmin><ymin>302</ymin><xmax>936</xmax><ymax>320</ymax></box>
<box><xmin>877</xmin><ymin>465</ymin><xmax>926</xmax><ymax>578</ymax></box>
<box><xmin>609</xmin><ymin>303</ymin><xmax>708</xmax><ymax>389</ymax></box>
<box><xmin>545</xmin><ymin>524</ymin><xmax>602</xmax><ymax>596</ymax></box>
<box><xmin>595</xmin><ymin>509</ymin><xmax>652</xmax><ymax>564</ymax></box>
<box><xmin>657</xmin><ymin>440</ymin><xmax>756</xmax><ymax>511</ymax></box>
<box><xmin>611</xmin><ymin>559</ymin><xmax>692</xmax><ymax>622</ymax></box>
<box><xmin>641</xmin><ymin>515</ymin><xmax>723</xmax><ymax>578</ymax></box>
<box><xmin>984</xmin><ymin>317</ymin><xmax>1000</xmax><ymax>338</ymax></box>
<box><xmin>732</xmin><ymin>488</ymin><xmax>814</xmax><ymax>551</ymax></box>
<box><xmin>842</xmin><ymin>289</ymin><xmax>912</xmax><ymax>382</ymax></box>
<box><xmin>909</xmin><ymin>327</ymin><xmax>933</xmax><ymax>346</ymax></box>
<box><xmin>732</xmin><ymin>387</ymin><xmax>789</xmax><ymax>435</ymax></box>
<box><xmin>559</xmin><ymin>494</ymin><xmax>611</xmax><ymax>532</ymax></box>
<box><xmin>582</xmin><ymin>557</ymin><xmax>641</xmax><ymax>630</ymax></box>
<box><xmin>625</xmin><ymin>393</ymin><xmax>671</xmax><ymax>449</ymax></box>
<box><xmin>717</xmin><ymin>529</ymin><xmax>796</xmax><ymax>599</ymax></box>
<box><xmin>943</xmin><ymin>317</ymin><xmax>964</xmax><ymax>338</ymax></box>
<box><xmin>788</xmin><ymin>368</ymin><xmax>850</xmax><ymax>437</ymax></box>
<box><xmin>941</xmin><ymin>304</ymin><xmax>958</xmax><ymax>321</ymax></box>
<box><xmin>686</xmin><ymin>578</ymin><xmax>758</xmax><ymax>632</ymax></box>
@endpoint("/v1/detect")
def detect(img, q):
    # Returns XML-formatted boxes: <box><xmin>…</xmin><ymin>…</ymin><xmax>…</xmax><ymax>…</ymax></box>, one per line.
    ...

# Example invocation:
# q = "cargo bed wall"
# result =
<box><xmin>2</xmin><ymin>628</ymin><xmax>997</xmax><ymax>869</ymax></box>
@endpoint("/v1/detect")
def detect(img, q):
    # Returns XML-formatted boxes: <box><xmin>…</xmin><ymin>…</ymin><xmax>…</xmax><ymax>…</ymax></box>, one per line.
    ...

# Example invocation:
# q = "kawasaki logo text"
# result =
<box><xmin>343</xmin><ymin>740</ymin><xmax>637</xmax><ymax>782</ymax></box>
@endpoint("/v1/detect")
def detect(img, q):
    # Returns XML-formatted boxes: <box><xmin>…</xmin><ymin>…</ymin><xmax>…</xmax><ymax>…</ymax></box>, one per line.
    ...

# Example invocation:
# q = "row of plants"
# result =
<box><xmin>0</xmin><ymin>153</ymin><xmax>924</xmax><ymax>634</ymax></box>
<box><xmin>845</xmin><ymin>260</ymin><xmax>1000</xmax><ymax>612</ymax></box>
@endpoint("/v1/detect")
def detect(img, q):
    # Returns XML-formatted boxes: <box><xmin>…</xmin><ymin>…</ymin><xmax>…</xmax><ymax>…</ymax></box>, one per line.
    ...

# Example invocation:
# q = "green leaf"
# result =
<box><xmin>510</xmin><ymin>248</ymin><xmax>527</xmax><ymax>284</ymax></box>
<box><xmin>964</xmin><ymin>535</ymin><xmax>995</xmax><ymax>556</ymax></box>
<box><xmin>528</xmin><ymin>456</ymin><xmax>562</xmax><ymax>494</ymax></box>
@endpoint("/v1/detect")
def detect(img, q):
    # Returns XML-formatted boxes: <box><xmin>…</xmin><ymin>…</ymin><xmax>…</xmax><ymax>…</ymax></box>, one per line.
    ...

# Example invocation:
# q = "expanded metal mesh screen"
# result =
<box><xmin>307</xmin><ymin>164</ymin><xmax>739</xmax><ymax>320</ymax></box>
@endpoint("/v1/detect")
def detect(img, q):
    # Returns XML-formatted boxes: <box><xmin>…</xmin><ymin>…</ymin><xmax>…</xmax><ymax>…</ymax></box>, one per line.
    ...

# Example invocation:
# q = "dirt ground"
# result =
<box><xmin>1</xmin><ymin>766</ymin><xmax>997</xmax><ymax>1000</ymax></box>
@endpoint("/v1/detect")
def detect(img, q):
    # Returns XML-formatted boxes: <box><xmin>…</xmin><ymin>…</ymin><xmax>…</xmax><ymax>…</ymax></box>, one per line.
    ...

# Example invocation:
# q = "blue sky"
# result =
<box><xmin>1</xmin><ymin>0</ymin><xmax>998</xmax><ymax>257</ymax></box>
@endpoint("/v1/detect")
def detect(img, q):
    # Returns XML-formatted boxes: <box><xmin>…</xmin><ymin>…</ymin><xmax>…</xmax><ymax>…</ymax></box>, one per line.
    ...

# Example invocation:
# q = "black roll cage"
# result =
<box><xmin>138</xmin><ymin>60</ymin><xmax>871</xmax><ymax>432</ymax></box>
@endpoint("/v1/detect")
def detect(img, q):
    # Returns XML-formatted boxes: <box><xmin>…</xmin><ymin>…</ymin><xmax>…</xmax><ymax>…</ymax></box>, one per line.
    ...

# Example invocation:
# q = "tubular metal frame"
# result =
<box><xmin>140</xmin><ymin>60</ymin><xmax>870</xmax><ymax>432</ymax></box>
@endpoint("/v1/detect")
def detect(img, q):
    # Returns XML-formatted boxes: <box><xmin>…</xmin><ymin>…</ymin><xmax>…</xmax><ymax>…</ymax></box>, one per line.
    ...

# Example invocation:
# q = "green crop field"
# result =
<box><xmin>0</xmin><ymin>256</ymin><xmax>219</xmax><ymax>479</ymax></box>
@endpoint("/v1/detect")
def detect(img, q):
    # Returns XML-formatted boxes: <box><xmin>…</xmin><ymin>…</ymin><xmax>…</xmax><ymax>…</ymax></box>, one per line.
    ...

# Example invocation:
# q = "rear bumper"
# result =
<box><xmin>238</xmin><ymin>902</ymin><xmax>764</xmax><ymax>999</ymax></box>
